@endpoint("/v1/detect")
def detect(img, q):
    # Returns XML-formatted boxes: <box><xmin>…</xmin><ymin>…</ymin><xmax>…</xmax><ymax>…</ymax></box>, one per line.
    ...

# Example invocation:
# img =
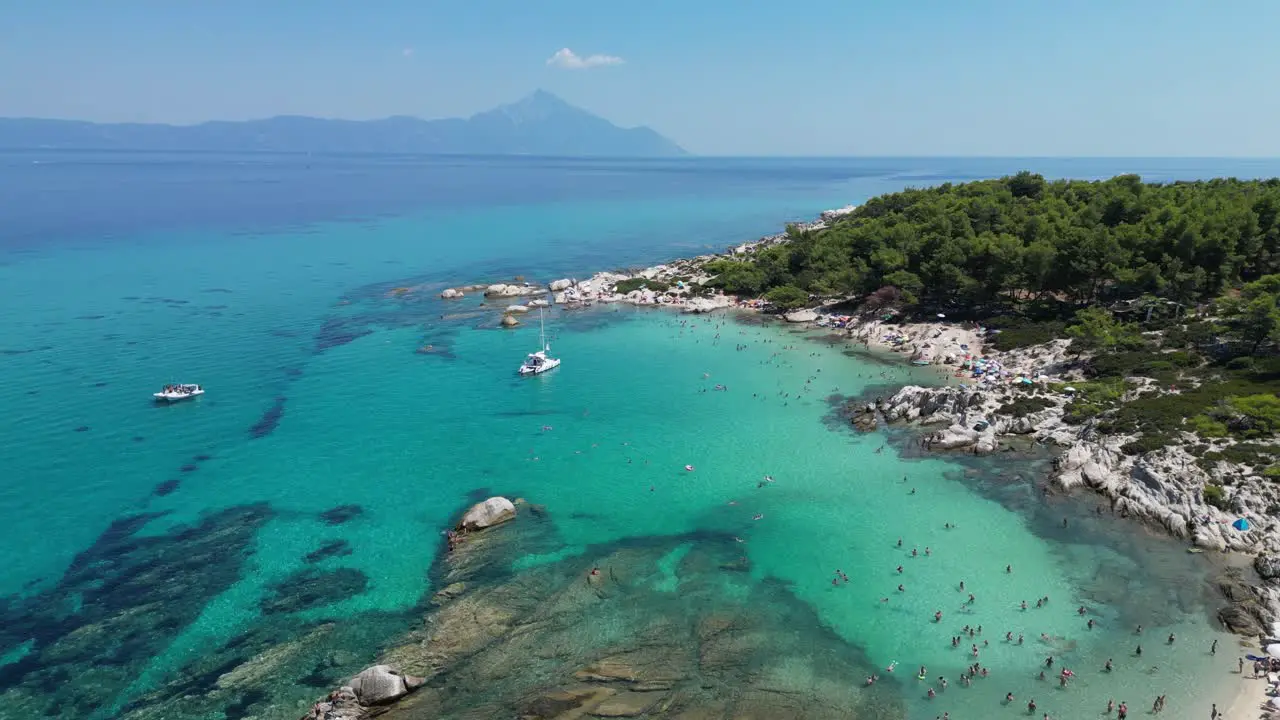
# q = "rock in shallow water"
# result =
<box><xmin>457</xmin><ymin>496</ymin><xmax>516</xmax><ymax>531</ymax></box>
<box><xmin>348</xmin><ymin>664</ymin><xmax>418</xmax><ymax>705</ymax></box>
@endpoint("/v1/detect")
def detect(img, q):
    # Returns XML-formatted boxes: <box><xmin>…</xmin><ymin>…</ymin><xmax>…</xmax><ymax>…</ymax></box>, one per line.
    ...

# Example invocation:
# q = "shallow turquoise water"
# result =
<box><xmin>2</xmin><ymin>155</ymin><xmax>1274</xmax><ymax>719</ymax></box>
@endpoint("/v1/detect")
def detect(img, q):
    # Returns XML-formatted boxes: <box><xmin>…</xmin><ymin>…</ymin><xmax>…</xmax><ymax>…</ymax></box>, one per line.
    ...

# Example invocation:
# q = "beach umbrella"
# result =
<box><xmin>1233</xmin><ymin>518</ymin><xmax>1251</xmax><ymax>531</ymax></box>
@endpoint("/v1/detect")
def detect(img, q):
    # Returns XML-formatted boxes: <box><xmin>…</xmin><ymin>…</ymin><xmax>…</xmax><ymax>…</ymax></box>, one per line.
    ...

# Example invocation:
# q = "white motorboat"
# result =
<box><xmin>154</xmin><ymin>383</ymin><xmax>205</xmax><ymax>402</ymax></box>
<box><xmin>518</xmin><ymin>309</ymin><xmax>560</xmax><ymax>376</ymax></box>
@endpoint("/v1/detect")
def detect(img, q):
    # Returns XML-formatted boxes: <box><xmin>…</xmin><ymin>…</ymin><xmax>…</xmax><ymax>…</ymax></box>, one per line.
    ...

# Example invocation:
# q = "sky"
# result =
<box><xmin>1</xmin><ymin>0</ymin><xmax>1277</xmax><ymax>156</ymax></box>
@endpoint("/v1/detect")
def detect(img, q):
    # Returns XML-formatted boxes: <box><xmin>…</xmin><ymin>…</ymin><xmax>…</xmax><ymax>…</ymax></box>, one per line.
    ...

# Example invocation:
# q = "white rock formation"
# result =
<box><xmin>784</xmin><ymin>309</ymin><xmax>818</xmax><ymax>323</ymax></box>
<box><xmin>458</xmin><ymin>497</ymin><xmax>517</xmax><ymax>530</ymax></box>
<box><xmin>440</xmin><ymin>288</ymin><xmax>464</xmax><ymax>299</ymax></box>
<box><xmin>549</xmin><ymin>279</ymin><xmax>574</xmax><ymax>292</ymax></box>
<box><xmin>684</xmin><ymin>296</ymin><xmax>730</xmax><ymax>314</ymax></box>
<box><xmin>349</xmin><ymin>665</ymin><xmax>412</xmax><ymax>705</ymax></box>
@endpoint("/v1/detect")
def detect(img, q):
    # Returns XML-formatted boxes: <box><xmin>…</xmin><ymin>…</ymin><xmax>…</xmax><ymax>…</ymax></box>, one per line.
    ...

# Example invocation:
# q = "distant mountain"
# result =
<box><xmin>0</xmin><ymin>90</ymin><xmax>687</xmax><ymax>157</ymax></box>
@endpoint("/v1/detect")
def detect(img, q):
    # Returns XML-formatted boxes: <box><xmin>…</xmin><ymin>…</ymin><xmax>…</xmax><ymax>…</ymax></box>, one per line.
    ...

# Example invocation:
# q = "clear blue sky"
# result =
<box><xmin>1</xmin><ymin>0</ymin><xmax>1276</xmax><ymax>156</ymax></box>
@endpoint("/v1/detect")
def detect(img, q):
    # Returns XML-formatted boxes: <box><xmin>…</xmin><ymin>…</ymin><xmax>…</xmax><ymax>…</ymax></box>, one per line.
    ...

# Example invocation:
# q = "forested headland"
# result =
<box><xmin>706</xmin><ymin>173</ymin><xmax>1280</xmax><ymax>465</ymax></box>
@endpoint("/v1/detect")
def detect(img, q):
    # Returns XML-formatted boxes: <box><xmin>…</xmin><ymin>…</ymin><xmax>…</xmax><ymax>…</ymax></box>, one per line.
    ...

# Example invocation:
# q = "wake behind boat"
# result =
<box><xmin>154</xmin><ymin>383</ymin><xmax>204</xmax><ymax>402</ymax></box>
<box><xmin>518</xmin><ymin>308</ymin><xmax>560</xmax><ymax>376</ymax></box>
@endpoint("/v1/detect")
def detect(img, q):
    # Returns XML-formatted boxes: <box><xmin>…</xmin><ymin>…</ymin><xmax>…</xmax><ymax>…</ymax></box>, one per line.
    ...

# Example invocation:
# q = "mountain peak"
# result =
<box><xmin>0</xmin><ymin>91</ymin><xmax>687</xmax><ymax>157</ymax></box>
<box><xmin>489</xmin><ymin>89</ymin><xmax>580</xmax><ymax>124</ymax></box>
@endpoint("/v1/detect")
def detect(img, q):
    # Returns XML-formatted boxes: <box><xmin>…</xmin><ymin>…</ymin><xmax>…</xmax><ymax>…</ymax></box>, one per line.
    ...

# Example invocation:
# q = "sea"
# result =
<box><xmin>2</xmin><ymin>153</ymin><xmax>1279</xmax><ymax>720</ymax></box>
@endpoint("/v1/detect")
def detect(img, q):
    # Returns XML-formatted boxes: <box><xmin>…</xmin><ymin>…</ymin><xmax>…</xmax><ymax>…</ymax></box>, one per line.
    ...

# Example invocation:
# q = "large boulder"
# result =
<box><xmin>684</xmin><ymin>296</ymin><xmax>730</xmax><ymax>314</ymax></box>
<box><xmin>500</xmin><ymin>314</ymin><xmax>520</xmax><ymax>328</ymax></box>
<box><xmin>1258</xmin><ymin>554</ymin><xmax>1280</xmax><ymax>581</ymax></box>
<box><xmin>458</xmin><ymin>497</ymin><xmax>516</xmax><ymax>531</ymax></box>
<box><xmin>549</xmin><ymin>279</ymin><xmax>574</xmax><ymax>292</ymax></box>
<box><xmin>484</xmin><ymin>284</ymin><xmax>511</xmax><ymax>297</ymax></box>
<box><xmin>784</xmin><ymin>309</ymin><xmax>818</xmax><ymax>323</ymax></box>
<box><xmin>440</xmin><ymin>288</ymin><xmax>463</xmax><ymax>299</ymax></box>
<box><xmin>348</xmin><ymin>665</ymin><xmax>415</xmax><ymax>705</ymax></box>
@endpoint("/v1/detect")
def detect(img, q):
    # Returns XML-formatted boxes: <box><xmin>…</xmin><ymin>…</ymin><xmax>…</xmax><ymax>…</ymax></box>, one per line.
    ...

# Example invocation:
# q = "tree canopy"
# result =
<box><xmin>714</xmin><ymin>174</ymin><xmax>1280</xmax><ymax>315</ymax></box>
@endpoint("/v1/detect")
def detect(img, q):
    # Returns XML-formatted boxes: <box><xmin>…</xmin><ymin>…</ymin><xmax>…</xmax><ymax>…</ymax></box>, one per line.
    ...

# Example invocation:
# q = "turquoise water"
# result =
<box><xmin>2</xmin><ymin>155</ymin><xmax>1277</xmax><ymax>719</ymax></box>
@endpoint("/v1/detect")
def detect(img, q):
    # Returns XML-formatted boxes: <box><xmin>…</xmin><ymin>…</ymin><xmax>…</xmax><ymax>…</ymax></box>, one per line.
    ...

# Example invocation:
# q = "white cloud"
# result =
<box><xmin>401</xmin><ymin>48</ymin><xmax>415</xmax><ymax>58</ymax></box>
<box><xmin>545</xmin><ymin>48</ymin><xmax>623</xmax><ymax>70</ymax></box>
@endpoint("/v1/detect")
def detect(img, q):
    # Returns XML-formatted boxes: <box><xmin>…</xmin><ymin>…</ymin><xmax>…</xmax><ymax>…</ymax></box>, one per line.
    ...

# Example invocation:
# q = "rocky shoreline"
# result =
<box><xmin>846</xmin><ymin>377</ymin><xmax>1280</xmax><ymax>636</ymax></box>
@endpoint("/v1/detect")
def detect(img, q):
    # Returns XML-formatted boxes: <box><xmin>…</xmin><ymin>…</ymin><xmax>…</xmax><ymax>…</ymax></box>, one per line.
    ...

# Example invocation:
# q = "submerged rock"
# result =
<box><xmin>457</xmin><ymin>497</ymin><xmax>517</xmax><ymax>531</ymax></box>
<box><xmin>784</xmin><ymin>309</ymin><xmax>818</xmax><ymax>323</ymax></box>
<box><xmin>500</xmin><ymin>314</ymin><xmax>520</xmax><ymax>328</ymax></box>
<box><xmin>260</xmin><ymin>568</ymin><xmax>369</xmax><ymax>615</ymax></box>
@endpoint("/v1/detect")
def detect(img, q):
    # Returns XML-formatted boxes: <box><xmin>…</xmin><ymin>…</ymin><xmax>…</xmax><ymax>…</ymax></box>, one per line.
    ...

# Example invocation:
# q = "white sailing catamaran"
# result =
<box><xmin>517</xmin><ymin>308</ymin><xmax>560</xmax><ymax>376</ymax></box>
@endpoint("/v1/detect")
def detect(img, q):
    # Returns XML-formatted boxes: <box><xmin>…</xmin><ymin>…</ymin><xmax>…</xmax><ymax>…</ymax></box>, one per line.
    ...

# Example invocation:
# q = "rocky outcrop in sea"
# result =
<box><xmin>299</xmin><ymin>497</ymin><xmax>903</xmax><ymax>720</ymax></box>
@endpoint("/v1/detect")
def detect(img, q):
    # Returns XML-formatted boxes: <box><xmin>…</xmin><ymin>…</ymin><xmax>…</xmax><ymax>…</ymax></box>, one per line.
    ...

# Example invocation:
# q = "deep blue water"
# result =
<box><xmin>6</xmin><ymin>151</ymin><xmax>1279</xmax><ymax>250</ymax></box>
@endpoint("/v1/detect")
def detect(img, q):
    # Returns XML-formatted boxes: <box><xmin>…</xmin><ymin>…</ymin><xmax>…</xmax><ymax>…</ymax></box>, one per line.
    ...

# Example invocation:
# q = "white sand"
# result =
<box><xmin>1229</xmin><ymin>668</ymin><xmax>1273</xmax><ymax>718</ymax></box>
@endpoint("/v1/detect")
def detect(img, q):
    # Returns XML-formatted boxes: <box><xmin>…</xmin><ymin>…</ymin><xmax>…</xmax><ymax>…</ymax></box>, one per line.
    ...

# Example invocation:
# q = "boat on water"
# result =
<box><xmin>154</xmin><ymin>383</ymin><xmax>204</xmax><ymax>402</ymax></box>
<box><xmin>518</xmin><ymin>309</ymin><xmax>560</xmax><ymax>376</ymax></box>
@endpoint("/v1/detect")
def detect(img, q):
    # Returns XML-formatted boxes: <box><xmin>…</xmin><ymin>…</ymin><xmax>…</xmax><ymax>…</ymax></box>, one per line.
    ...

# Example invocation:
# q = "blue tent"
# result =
<box><xmin>1233</xmin><ymin>518</ymin><xmax>1251</xmax><ymax>531</ymax></box>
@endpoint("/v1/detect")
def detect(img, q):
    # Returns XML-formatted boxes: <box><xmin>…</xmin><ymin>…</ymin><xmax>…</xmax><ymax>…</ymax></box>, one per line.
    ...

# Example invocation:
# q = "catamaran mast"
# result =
<box><xmin>539</xmin><ymin>308</ymin><xmax>549</xmax><ymax>352</ymax></box>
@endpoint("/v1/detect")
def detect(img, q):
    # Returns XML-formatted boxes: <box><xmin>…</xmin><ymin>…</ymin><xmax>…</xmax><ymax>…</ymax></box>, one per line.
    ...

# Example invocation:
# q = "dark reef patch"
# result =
<box><xmin>193</xmin><ymin>454</ymin><xmax>213</xmax><ymax>462</ymax></box>
<box><xmin>223</xmin><ymin>688</ymin><xmax>268</xmax><ymax>720</ymax></box>
<box><xmin>319</xmin><ymin>504</ymin><xmax>363</xmax><ymax>525</ymax></box>
<box><xmin>93</xmin><ymin>381</ymin><xmax>108</xmax><ymax>388</ymax></box>
<box><xmin>152</xmin><ymin>479</ymin><xmax>181</xmax><ymax>497</ymax></box>
<box><xmin>315</xmin><ymin>317</ymin><xmax>373</xmax><ymax>353</ymax></box>
<box><xmin>248</xmin><ymin>397</ymin><xmax>286</xmax><ymax>439</ymax></box>
<box><xmin>75</xmin><ymin>315</ymin><xmax>106</xmax><ymax>320</ymax></box>
<box><xmin>179</xmin><ymin>464</ymin><xmax>198</xmax><ymax>473</ymax></box>
<box><xmin>203</xmin><ymin>288</ymin><xmax>234</xmax><ymax>294</ymax></box>
<box><xmin>464</xmin><ymin>487</ymin><xmax>493</xmax><ymax>503</ymax></box>
<box><xmin>1</xmin><ymin>345</ymin><xmax>53</xmax><ymax>356</ymax></box>
<box><xmin>259</xmin><ymin>568</ymin><xmax>369</xmax><ymax>615</ymax></box>
<box><xmin>0</xmin><ymin>504</ymin><xmax>273</xmax><ymax>717</ymax></box>
<box><xmin>131</xmin><ymin>435</ymin><xmax>146</xmax><ymax>442</ymax></box>
<box><xmin>304</xmin><ymin>539</ymin><xmax>354</xmax><ymax>564</ymax></box>
<box><xmin>73</xmin><ymin>425</ymin><xmax>90</xmax><ymax>433</ymax></box>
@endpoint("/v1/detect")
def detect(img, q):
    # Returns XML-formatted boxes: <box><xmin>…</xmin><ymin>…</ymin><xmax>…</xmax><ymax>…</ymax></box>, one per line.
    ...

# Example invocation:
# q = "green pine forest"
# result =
<box><xmin>704</xmin><ymin>173</ymin><xmax>1280</xmax><ymax>473</ymax></box>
